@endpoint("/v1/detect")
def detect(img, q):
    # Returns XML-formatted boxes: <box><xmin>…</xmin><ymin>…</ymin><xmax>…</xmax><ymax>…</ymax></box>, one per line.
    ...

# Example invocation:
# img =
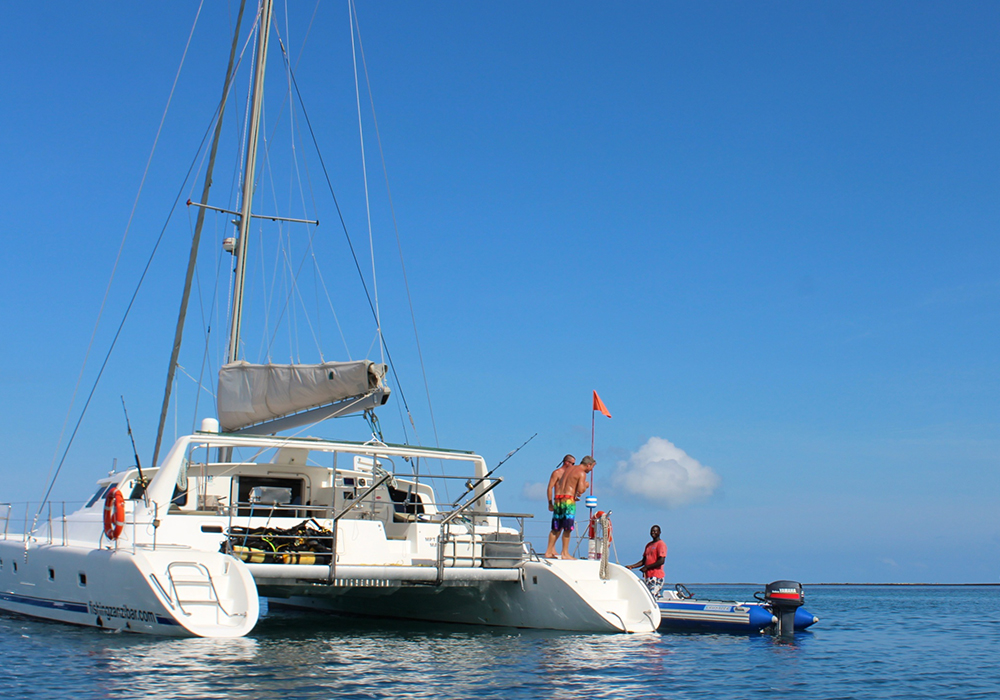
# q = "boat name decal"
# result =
<box><xmin>88</xmin><ymin>600</ymin><xmax>158</xmax><ymax>623</ymax></box>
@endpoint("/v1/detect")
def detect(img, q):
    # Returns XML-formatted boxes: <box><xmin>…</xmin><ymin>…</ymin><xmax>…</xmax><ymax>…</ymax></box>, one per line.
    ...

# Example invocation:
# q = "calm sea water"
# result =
<box><xmin>1</xmin><ymin>585</ymin><xmax>998</xmax><ymax>699</ymax></box>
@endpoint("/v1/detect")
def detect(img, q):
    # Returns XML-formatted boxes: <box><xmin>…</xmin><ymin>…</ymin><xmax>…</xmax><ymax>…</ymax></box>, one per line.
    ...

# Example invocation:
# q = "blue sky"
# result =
<box><xmin>1</xmin><ymin>2</ymin><xmax>998</xmax><ymax>584</ymax></box>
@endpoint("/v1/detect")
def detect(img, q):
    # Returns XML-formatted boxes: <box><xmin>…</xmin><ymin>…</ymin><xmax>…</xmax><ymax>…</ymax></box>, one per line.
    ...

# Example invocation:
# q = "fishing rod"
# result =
<box><xmin>121</xmin><ymin>397</ymin><xmax>149</xmax><ymax>506</ymax></box>
<box><xmin>458</xmin><ymin>432</ymin><xmax>537</xmax><ymax>502</ymax></box>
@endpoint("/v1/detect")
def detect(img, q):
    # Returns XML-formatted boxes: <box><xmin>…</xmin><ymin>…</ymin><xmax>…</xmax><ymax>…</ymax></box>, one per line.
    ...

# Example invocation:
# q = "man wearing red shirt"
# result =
<box><xmin>627</xmin><ymin>524</ymin><xmax>667</xmax><ymax>597</ymax></box>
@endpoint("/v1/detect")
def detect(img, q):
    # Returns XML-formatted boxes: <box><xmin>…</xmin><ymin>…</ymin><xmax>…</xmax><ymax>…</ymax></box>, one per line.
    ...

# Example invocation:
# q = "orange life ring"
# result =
<box><xmin>103</xmin><ymin>486</ymin><xmax>125</xmax><ymax>540</ymax></box>
<box><xmin>588</xmin><ymin>511</ymin><xmax>613</xmax><ymax>541</ymax></box>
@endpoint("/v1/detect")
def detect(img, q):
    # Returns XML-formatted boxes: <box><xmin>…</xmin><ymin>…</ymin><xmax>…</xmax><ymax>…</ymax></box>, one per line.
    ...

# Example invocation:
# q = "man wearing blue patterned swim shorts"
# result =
<box><xmin>551</xmin><ymin>495</ymin><xmax>576</xmax><ymax>532</ymax></box>
<box><xmin>544</xmin><ymin>455</ymin><xmax>575</xmax><ymax>558</ymax></box>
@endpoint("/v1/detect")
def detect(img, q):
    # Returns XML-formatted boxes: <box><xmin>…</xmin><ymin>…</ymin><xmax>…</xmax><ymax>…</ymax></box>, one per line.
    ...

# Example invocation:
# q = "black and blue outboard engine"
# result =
<box><xmin>764</xmin><ymin>580</ymin><xmax>804</xmax><ymax>636</ymax></box>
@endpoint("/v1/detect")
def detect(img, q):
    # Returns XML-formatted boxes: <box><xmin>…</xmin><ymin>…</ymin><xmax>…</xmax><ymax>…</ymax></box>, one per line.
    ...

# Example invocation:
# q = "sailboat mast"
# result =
<box><xmin>150</xmin><ymin>0</ymin><xmax>248</xmax><ymax>467</ymax></box>
<box><xmin>228</xmin><ymin>0</ymin><xmax>274</xmax><ymax>365</ymax></box>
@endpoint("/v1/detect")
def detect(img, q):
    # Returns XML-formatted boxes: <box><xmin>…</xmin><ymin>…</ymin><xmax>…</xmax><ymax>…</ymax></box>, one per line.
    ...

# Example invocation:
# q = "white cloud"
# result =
<box><xmin>522</xmin><ymin>482</ymin><xmax>547</xmax><ymax>501</ymax></box>
<box><xmin>611</xmin><ymin>437</ymin><xmax>720</xmax><ymax>507</ymax></box>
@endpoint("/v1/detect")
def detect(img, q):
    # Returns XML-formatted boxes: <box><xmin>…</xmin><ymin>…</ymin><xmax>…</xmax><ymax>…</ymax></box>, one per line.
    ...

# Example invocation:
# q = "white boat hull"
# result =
<box><xmin>260</xmin><ymin>559</ymin><xmax>659</xmax><ymax>633</ymax></box>
<box><xmin>0</xmin><ymin>539</ymin><xmax>258</xmax><ymax>637</ymax></box>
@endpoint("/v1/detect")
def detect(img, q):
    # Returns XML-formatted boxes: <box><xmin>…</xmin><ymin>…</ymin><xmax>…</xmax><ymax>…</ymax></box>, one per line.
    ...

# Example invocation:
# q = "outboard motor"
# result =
<box><xmin>765</xmin><ymin>580</ymin><xmax>804</xmax><ymax>636</ymax></box>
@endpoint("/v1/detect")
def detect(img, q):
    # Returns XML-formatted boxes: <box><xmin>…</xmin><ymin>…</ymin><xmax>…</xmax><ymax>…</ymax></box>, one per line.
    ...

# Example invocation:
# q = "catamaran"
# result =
<box><xmin>0</xmin><ymin>0</ymin><xmax>659</xmax><ymax>637</ymax></box>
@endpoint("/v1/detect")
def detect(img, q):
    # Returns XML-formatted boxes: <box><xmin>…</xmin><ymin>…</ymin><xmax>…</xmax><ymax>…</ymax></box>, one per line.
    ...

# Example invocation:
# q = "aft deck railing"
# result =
<box><xmin>435</xmin><ymin>511</ymin><xmax>532</xmax><ymax>582</ymax></box>
<box><xmin>220</xmin><ymin>474</ymin><xmax>533</xmax><ymax>586</ymax></box>
<box><xmin>0</xmin><ymin>501</ymin><xmax>78</xmax><ymax>545</ymax></box>
<box><xmin>0</xmin><ymin>503</ymin><xmax>11</xmax><ymax>539</ymax></box>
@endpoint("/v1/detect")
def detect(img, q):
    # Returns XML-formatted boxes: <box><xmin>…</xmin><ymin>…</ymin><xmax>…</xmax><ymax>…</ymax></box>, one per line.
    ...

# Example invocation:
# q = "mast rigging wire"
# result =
<box><xmin>280</xmin><ymin>39</ymin><xmax>418</xmax><ymax>432</ymax></box>
<box><xmin>34</xmin><ymin>1</ymin><xmax>210</xmax><ymax>523</ymax></box>
<box><xmin>152</xmin><ymin>0</ymin><xmax>250</xmax><ymax>468</ymax></box>
<box><xmin>39</xmin><ymin>4</ymin><xmax>445</xmax><ymax>527</ymax></box>
<box><xmin>33</xmin><ymin>1</ymin><xmax>270</xmax><ymax>520</ymax></box>
<box><xmin>350</xmin><ymin>0</ymin><xmax>441</xmax><ymax>449</ymax></box>
<box><xmin>348</xmin><ymin>0</ymin><xmax>384</xmax><ymax>368</ymax></box>
<box><xmin>215</xmin><ymin>5</ymin><xmax>423</xmax><ymax>449</ymax></box>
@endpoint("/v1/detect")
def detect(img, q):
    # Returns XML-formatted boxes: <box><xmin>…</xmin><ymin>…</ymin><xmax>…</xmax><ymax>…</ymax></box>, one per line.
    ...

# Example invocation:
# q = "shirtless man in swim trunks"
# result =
<box><xmin>545</xmin><ymin>456</ymin><xmax>595</xmax><ymax>559</ymax></box>
<box><xmin>543</xmin><ymin>455</ymin><xmax>575</xmax><ymax>558</ymax></box>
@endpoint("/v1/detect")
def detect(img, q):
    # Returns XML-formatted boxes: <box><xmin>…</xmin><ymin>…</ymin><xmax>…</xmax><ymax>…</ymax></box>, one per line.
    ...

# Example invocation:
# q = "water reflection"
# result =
<box><xmin>91</xmin><ymin>637</ymin><xmax>260</xmax><ymax>698</ymax></box>
<box><xmin>4</xmin><ymin>588</ymin><xmax>1000</xmax><ymax>700</ymax></box>
<box><xmin>244</xmin><ymin>615</ymin><xmax>672</xmax><ymax>700</ymax></box>
<box><xmin>1</xmin><ymin>606</ymin><xmax>809</xmax><ymax>700</ymax></box>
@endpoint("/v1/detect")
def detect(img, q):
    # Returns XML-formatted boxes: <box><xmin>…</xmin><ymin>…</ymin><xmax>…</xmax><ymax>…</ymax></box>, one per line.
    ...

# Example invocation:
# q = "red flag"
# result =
<box><xmin>593</xmin><ymin>390</ymin><xmax>612</xmax><ymax>418</ymax></box>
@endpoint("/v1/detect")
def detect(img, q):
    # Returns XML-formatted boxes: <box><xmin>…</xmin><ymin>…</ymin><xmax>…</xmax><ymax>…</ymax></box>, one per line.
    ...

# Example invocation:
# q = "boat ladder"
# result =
<box><xmin>166</xmin><ymin>561</ymin><xmax>243</xmax><ymax>621</ymax></box>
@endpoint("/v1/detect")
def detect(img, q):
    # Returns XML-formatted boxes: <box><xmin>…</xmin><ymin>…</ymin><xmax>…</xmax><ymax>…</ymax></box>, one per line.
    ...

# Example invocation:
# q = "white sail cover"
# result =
<box><xmin>217</xmin><ymin>360</ymin><xmax>388</xmax><ymax>432</ymax></box>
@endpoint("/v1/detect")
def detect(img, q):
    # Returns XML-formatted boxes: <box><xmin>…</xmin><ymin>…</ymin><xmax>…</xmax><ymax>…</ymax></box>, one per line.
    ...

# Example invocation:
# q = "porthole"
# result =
<box><xmin>12</xmin><ymin>561</ymin><xmax>17</xmax><ymax>573</ymax></box>
<box><xmin>48</xmin><ymin>568</ymin><xmax>55</xmax><ymax>581</ymax></box>
<box><xmin>78</xmin><ymin>573</ymin><xmax>87</xmax><ymax>587</ymax></box>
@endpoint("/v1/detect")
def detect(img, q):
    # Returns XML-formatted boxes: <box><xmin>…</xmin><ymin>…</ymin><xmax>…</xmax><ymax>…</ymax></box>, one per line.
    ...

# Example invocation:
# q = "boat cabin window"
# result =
<box><xmin>86</xmin><ymin>485</ymin><xmax>110</xmax><ymax>509</ymax></box>
<box><xmin>171</xmin><ymin>482</ymin><xmax>189</xmax><ymax>508</ymax></box>
<box><xmin>236</xmin><ymin>477</ymin><xmax>303</xmax><ymax>516</ymax></box>
<box><xmin>388</xmin><ymin>485</ymin><xmax>425</xmax><ymax>516</ymax></box>
<box><xmin>171</xmin><ymin>466</ymin><xmax>189</xmax><ymax>507</ymax></box>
